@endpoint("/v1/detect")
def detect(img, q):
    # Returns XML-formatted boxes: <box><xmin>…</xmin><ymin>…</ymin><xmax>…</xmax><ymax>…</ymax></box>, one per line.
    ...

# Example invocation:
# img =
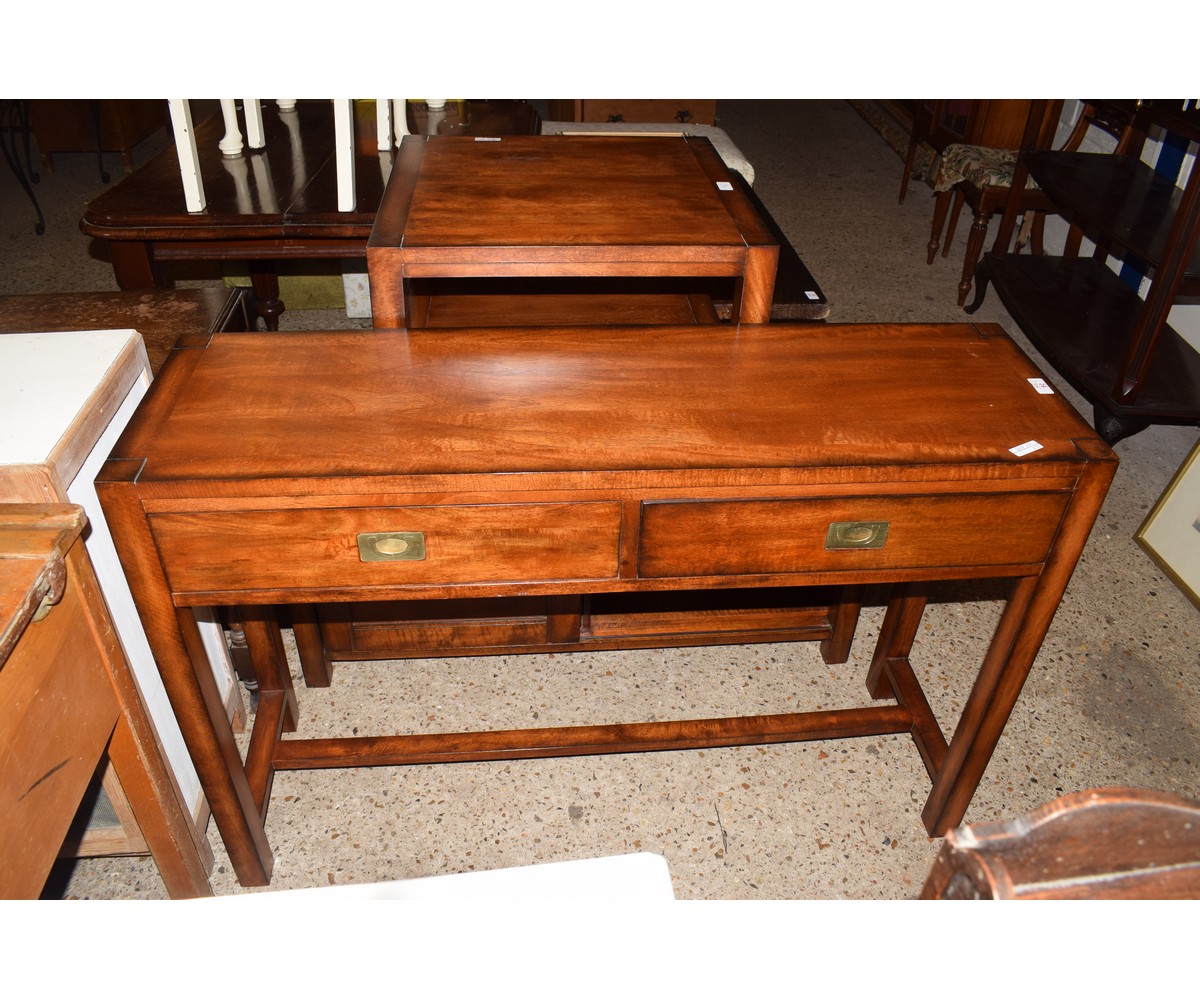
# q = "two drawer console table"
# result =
<box><xmin>97</xmin><ymin>321</ymin><xmax>1115</xmax><ymax>887</ymax></box>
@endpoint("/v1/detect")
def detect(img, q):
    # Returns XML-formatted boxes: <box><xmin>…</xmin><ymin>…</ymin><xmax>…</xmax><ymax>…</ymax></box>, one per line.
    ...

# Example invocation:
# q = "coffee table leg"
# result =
<box><xmin>110</xmin><ymin>241</ymin><xmax>159</xmax><ymax>289</ymax></box>
<box><xmin>248</xmin><ymin>263</ymin><xmax>284</xmax><ymax>330</ymax></box>
<box><xmin>733</xmin><ymin>244</ymin><xmax>779</xmax><ymax>323</ymax></box>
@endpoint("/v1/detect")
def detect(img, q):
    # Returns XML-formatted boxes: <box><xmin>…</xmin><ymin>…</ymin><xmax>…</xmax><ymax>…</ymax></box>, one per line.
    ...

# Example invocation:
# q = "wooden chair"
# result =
<box><xmin>926</xmin><ymin>101</ymin><xmax>1065</xmax><ymax>306</ymax></box>
<box><xmin>921</xmin><ymin>787</ymin><xmax>1200</xmax><ymax>899</ymax></box>
<box><xmin>926</xmin><ymin>102</ymin><xmax>1138</xmax><ymax>306</ymax></box>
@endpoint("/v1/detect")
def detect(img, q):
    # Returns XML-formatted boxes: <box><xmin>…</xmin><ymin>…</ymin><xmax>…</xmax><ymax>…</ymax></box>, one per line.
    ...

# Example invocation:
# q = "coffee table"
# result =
<box><xmin>366</xmin><ymin>135</ymin><xmax>780</xmax><ymax>328</ymax></box>
<box><xmin>97</xmin><ymin>321</ymin><xmax>1115</xmax><ymax>888</ymax></box>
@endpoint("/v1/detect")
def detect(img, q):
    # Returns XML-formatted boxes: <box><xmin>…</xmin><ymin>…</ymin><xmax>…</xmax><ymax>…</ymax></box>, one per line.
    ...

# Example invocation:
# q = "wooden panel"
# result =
<box><xmin>0</xmin><ymin>542</ymin><xmax>121</xmax><ymax>896</ymax></box>
<box><xmin>638</xmin><ymin>492</ymin><xmax>1070</xmax><ymax>578</ymax></box>
<box><xmin>150</xmin><ymin>502</ymin><xmax>623</xmax><ymax>599</ymax></box>
<box><xmin>922</xmin><ymin>787</ymin><xmax>1200</xmax><ymax>899</ymax></box>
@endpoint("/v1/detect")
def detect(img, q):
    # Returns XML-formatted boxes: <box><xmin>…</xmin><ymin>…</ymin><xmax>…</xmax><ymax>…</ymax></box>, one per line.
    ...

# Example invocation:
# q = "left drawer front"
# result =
<box><xmin>151</xmin><ymin>502</ymin><xmax>623</xmax><ymax>598</ymax></box>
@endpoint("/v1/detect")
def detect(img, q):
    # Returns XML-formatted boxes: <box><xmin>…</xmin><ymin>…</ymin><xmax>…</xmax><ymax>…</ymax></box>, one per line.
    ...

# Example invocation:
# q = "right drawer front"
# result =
<box><xmin>639</xmin><ymin>492</ymin><xmax>1070</xmax><ymax>578</ymax></box>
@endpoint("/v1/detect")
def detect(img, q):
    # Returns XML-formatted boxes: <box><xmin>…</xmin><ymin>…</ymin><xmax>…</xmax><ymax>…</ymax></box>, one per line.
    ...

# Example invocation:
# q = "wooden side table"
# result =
<box><xmin>0</xmin><ymin>504</ymin><xmax>211</xmax><ymax>897</ymax></box>
<box><xmin>366</xmin><ymin>134</ymin><xmax>779</xmax><ymax>328</ymax></box>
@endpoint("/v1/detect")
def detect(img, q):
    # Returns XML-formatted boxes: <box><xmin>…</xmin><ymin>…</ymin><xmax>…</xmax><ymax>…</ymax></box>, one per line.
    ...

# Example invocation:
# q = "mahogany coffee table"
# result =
<box><xmin>366</xmin><ymin>135</ymin><xmax>780</xmax><ymax>328</ymax></box>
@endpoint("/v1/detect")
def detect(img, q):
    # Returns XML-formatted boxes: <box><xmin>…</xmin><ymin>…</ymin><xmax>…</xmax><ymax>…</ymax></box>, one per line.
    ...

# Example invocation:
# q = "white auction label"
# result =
<box><xmin>716</xmin><ymin>181</ymin><xmax>733</xmax><ymax>190</ymax></box>
<box><xmin>1009</xmin><ymin>440</ymin><xmax>1044</xmax><ymax>456</ymax></box>
<box><xmin>1027</xmin><ymin>377</ymin><xmax>1055</xmax><ymax>394</ymax></box>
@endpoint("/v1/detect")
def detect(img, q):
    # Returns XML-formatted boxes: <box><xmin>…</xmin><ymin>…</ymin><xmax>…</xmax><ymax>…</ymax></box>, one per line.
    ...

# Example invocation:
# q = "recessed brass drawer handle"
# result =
<box><xmin>357</xmin><ymin>531</ymin><xmax>426</xmax><ymax>562</ymax></box>
<box><xmin>825</xmin><ymin>521</ymin><xmax>889</xmax><ymax>550</ymax></box>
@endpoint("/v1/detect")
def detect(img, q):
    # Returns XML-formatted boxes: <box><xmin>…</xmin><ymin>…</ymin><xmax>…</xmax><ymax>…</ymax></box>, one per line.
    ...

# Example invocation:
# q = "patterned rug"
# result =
<box><xmin>849</xmin><ymin>100</ymin><xmax>935</xmax><ymax>186</ymax></box>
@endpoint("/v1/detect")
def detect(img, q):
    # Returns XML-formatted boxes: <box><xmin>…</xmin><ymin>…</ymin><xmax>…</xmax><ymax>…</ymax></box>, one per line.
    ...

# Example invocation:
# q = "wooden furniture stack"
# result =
<box><xmin>968</xmin><ymin>99</ymin><xmax>1200</xmax><ymax>444</ymax></box>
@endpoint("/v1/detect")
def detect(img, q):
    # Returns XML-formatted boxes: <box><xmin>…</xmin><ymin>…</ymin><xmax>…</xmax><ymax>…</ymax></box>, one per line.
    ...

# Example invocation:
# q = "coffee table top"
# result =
<box><xmin>369</xmin><ymin>134</ymin><xmax>775</xmax><ymax>262</ymax></box>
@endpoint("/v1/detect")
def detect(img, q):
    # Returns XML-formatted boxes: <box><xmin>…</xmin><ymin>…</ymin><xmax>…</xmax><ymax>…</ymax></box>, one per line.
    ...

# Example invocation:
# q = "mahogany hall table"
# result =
<box><xmin>97</xmin><ymin>322</ymin><xmax>1115</xmax><ymax>887</ymax></box>
<box><xmin>366</xmin><ymin>134</ymin><xmax>779</xmax><ymax>328</ymax></box>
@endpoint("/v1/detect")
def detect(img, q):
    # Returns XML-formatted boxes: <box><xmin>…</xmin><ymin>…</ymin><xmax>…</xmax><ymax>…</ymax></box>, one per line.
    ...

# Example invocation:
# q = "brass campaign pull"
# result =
<box><xmin>357</xmin><ymin>531</ymin><xmax>426</xmax><ymax>562</ymax></box>
<box><xmin>825</xmin><ymin>521</ymin><xmax>889</xmax><ymax>550</ymax></box>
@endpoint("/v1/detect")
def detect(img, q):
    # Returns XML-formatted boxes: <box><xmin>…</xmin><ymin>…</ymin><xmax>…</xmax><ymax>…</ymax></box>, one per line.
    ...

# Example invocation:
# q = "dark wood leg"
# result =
<box><xmin>899</xmin><ymin>133</ymin><xmax>919</xmax><ymax>203</ymax></box>
<box><xmin>963</xmin><ymin>254</ymin><xmax>993</xmax><ymax>315</ymax></box>
<box><xmin>1030</xmin><ymin>212</ymin><xmax>1046</xmax><ymax>256</ymax></box>
<box><xmin>941</xmin><ymin>189</ymin><xmax>964</xmax><ymax>258</ymax></box>
<box><xmin>957</xmin><ymin>209</ymin><xmax>991</xmax><ymax>306</ymax></box>
<box><xmin>927</xmin><ymin>191</ymin><xmax>953</xmax><ymax>264</ymax></box>
<box><xmin>248</xmin><ymin>262</ymin><xmax>284</xmax><ymax>331</ymax></box>
<box><xmin>109</xmin><ymin>241</ymin><xmax>160</xmax><ymax>289</ymax></box>
<box><xmin>90</xmin><ymin>99</ymin><xmax>111</xmax><ymax>184</ymax></box>
<box><xmin>1065</xmin><ymin>224</ymin><xmax>1084</xmax><ymax>259</ymax></box>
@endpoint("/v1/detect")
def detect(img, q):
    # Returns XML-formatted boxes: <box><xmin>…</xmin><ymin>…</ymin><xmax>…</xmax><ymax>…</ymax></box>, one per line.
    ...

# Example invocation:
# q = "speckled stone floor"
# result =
<box><xmin>5</xmin><ymin>100</ymin><xmax>1198</xmax><ymax>901</ymax></box>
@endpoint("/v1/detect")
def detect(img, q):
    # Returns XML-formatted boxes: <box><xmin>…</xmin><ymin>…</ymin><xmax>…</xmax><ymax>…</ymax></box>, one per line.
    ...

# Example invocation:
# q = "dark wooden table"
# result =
<box><xmin>366</xmin><ymin>134</ymin><xmax>780</xmax><ymax>328</ymax></box>
<box><xmin>97</xmin><ymin>321</ymin><xmax>1114</xmax><ymax>887</ymax></box>
<box><xmin>79</xmin><ymin>102</ymin><xmax>540</xmax><ymax>330</ymax></box>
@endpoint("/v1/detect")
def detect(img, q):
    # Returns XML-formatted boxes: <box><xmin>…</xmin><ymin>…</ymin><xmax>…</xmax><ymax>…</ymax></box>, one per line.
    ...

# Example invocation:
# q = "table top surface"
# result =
<box><xmin>0</xmin><ymin>329</ymin><xmax>146</xmax><ymax>471</ymax></box>
<box><xmin>110</xmin><ymin>323</ymin><xmax>1110</xmax><ymax>488</ymax></box>
<box><xmin>369</xmin><ymin>134</ymin><xmax>771</xmax><ymax>255</ymax></box>
<box><xmin>0</xmin><ymin>288</ymin><xmax>244</xmax><ymax>375</ymax></box>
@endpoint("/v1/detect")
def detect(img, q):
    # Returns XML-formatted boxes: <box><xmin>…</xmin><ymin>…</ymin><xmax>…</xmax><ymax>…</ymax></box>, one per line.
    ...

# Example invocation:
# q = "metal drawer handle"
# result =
<box><xmin>825</xmin><ymin>521</ymin><xmax>889</xmax><ymax>550</ymax></box>
<box><xmin>358</xmin><ymin>531</ymin><xmax>426</xmax><ymax>562</ymax></box>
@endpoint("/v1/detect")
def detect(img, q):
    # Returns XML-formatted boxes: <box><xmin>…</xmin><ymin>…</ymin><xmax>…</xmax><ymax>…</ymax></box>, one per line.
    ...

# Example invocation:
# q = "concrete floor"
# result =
<box><xmin>4</xmin><ymin>99</ymin><xmax>1198</xmax><ymax>902</ymax></box>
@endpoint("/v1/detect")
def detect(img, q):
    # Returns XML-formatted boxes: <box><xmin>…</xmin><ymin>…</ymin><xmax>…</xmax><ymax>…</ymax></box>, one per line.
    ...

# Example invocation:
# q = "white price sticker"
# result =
<box><xmin>1009</xmin><ymin>440</ymin><xmax>1044</xmax><ymax>457</ymax></box>
<box><xmin>1027</xmin><ymin>377</ymin><xmax>1054</xmax><ymax>394</ymax></box>
<box><xmin>716</xmin><ymin>181</ymin><xmax>733</xmax><ymax>191</ymax></box>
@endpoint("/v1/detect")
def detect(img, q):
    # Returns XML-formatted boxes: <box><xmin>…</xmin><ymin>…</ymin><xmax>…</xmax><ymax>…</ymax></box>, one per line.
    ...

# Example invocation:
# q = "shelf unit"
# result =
<box><xmin>969</xmin><ymin>100</ymin><xmax>1200</xmax><ymax>443</ymax></box>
